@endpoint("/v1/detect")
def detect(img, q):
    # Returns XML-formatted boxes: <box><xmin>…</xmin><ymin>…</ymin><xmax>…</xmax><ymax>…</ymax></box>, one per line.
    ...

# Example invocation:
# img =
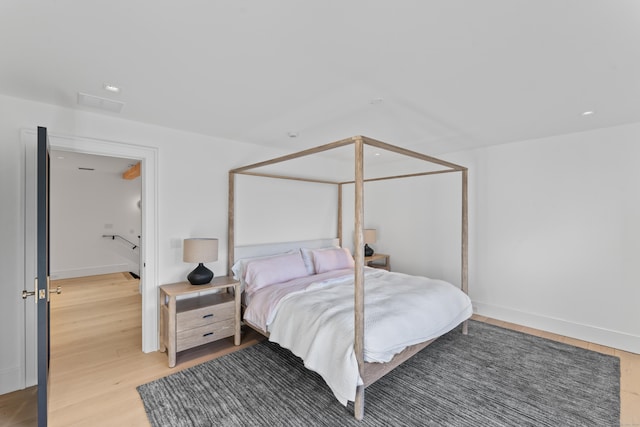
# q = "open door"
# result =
<box><xmin>21</xmin><ymin>126</ymin><xmax>50</xmax><ymax>425</ymax></box>
<box><xmin>36</xmin><ymin>126</ymin><xmax>50</xmax><ymax>426</ymax></box>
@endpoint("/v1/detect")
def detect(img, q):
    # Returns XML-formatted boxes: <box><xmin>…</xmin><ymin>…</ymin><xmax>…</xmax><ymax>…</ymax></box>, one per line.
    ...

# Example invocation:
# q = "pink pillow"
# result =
<box><xmin>244</xmin><ymin>252</ymin><xmax>310</xmax><ymax>293</ymax></box>
<box><xmin>312</xmin><ymin>247</ymin><xmax>355</xmax><ymax>274</ymax></box>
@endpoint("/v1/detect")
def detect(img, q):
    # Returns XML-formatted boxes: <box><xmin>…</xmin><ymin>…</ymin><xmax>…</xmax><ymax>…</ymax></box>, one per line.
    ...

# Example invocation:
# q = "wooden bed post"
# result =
<box><xmin>353</xmin><ymin>137</ymin><xmax>365</xmax><ymax>420</ymax></box>
<box><xmin>337</xmin><ymin>183</ymin><xmax>343</xmax><ymax>247</ymax></box>
<box><xmin>228</xmin><ymin>171</ymin><xmax>235</xmax><ymax>275</ymax></box>
<box><xmin>461</xmin><ymin>168</ymin><xmax>469</xmax><ymax>335</ymax></box>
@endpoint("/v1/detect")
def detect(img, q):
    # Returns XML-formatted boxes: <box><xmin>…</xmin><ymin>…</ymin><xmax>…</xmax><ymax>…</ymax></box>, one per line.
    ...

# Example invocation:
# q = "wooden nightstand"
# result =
<box><xmin>364</xmin><ymin>253</ymin><xmax>390</xmax><ymax>271</ymax></box>
<box><xmin>159</xmin><ymin>276</ymin><xmax>241</xmax><ymax>367</ymax></box>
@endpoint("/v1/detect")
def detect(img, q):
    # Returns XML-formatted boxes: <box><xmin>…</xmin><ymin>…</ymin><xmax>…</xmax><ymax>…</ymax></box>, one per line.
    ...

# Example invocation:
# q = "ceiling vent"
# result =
<box><xmin>77</xmin><ymin>92</ymin><xmax>124</xmax><ymax>113</ymax></box>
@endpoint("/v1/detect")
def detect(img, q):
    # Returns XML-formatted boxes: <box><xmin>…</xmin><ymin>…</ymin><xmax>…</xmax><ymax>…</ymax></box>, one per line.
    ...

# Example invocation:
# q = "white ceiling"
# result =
<box><xmin>1</xmin><ymin>1</ymin><xmax>639</xmax><ymax>155</ymax></box>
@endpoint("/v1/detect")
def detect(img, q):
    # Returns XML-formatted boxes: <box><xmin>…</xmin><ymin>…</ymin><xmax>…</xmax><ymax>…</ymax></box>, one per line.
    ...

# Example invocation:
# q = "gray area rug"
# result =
<box><xmin>137</xmin><ymin>321</ymin><xmax>619</xmax><ymax>426</ymax></box>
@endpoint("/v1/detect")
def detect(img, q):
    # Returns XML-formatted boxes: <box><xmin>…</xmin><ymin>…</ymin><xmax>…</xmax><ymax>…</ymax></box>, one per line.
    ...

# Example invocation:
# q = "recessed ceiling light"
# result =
<box><xmin>369</xmin><ymin>98</ymin><xmax>384</xmax><ymax>105</ymax></box>
<box><xmin>287</xmin><ymin>131</ymin><xmax>299</xmax><ymax>138</ymax></box>
<box><xmin>374</xmin><ymin>152</ymin><xmax>381</xmax><ymax>156</ymax></box>
<box><xmin>103</xmin><ymin>83</ymin><xmax>121</xmax><ymax>93</ymax></box>
<box><xmin>582</xmin><ymin>110</ymin><xmax>594</xmax><ymax>116</ymax></box>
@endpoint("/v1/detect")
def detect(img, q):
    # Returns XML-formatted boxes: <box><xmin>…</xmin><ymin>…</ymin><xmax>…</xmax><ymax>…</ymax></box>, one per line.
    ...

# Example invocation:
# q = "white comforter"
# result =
<box><xmin>243</xmin><ymin>267</ymin><xmax>472</xmax><ymax>405</ymax></box>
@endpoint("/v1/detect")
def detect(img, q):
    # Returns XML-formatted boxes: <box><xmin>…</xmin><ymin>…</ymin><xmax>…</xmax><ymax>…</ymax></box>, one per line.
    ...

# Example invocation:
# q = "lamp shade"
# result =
<box><xmin>183</xmin><ymin>238</ymin><xmax>218</xmax><ymax>263</ymax></box>
<box><xmin>363</xmin><ymin>229</ymin><xmax>377</xmax><ymax>244</ymax></box>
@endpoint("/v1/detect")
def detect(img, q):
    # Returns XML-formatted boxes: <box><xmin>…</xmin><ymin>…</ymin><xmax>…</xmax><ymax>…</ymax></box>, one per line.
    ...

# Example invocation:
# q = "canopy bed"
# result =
<box><xmin>227</xmin><ymin>135</ymin><xmax>470</xmax><ymax>420</ymax></box>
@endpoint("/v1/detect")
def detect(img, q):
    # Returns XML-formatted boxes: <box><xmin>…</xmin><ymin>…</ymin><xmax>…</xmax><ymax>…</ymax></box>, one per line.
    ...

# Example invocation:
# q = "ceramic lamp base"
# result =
<box><xmin>364</xmin><ymin>244</ymin><xmax>374</xmax><ymax>257</ymax></box>
<box><xmin>187</xmin><ymin>263</ymin><xmax>214</xmax><ymax>285</ymax></box>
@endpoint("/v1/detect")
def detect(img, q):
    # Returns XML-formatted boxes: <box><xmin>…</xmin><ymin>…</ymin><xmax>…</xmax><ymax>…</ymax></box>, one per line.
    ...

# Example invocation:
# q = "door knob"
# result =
<box><xmin>22</xmin><ymin>279</ymin><xmax>61</xmax><ymax>301</ymax></box>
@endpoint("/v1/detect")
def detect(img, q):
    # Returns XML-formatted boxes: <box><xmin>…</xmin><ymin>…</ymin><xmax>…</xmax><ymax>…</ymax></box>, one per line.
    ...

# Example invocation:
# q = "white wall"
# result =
<box><xmin>234</xmin><ymin>174</ymin><xmax>338</xmax><ymax>246</ymax></box>
<box><xmin>50</xmin><ymin>164</ymin><xmax>142</xmax><ymax>279</ymax></box>
<box><xmin>471</xmin><ymin>124</ymin><xmax>640</xmax><ymax>353</ymax></box>
<box><xmin>341</xmin><ymin>171</ymin><xmax>463</xmax><ymax>285</ymax></box>
<box><xmin>0</xmin><ymin>97</ymin><xmax>27</xmax><ymax>393</ymax></box>
<box><xmin>364</xmin><ymin>123</ymin><xmax>640</xmax><ymax>353</ymax></box>
<box><xmin>0</xmin><ymin>93</ymin><xmax>296</xmax><ymax>394</ymax></box>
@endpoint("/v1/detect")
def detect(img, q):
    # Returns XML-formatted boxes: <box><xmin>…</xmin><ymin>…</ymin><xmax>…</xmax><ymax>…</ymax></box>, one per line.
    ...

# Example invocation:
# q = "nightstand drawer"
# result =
<box><xmin>176</xmin><ymin>299</ymin><xmax>234</xmax><ymax>331</ymax></box>
<box><xmin>176</xmin><ymin>319</ymin><xmax>235</xmax><ymax>351</ymax></box>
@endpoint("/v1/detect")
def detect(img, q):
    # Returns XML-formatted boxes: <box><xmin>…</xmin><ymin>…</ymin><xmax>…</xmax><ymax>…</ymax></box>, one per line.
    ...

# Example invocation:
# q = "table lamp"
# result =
<box><xmin>183</xmin><ymin>238</ymin><xmax>218</xmax><ymax>285</ymax></box>
<box><xmin>364</xmin><ymin>229</ymin><xmax>377</xmax><ymax>257</ymax></box>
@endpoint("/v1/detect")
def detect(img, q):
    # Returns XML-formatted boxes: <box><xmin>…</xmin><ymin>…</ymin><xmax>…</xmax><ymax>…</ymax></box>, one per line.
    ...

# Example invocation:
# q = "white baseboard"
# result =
<box><xmin>473</xmin><ymin>300</ymin><xmax>640</xmax><ymax>355</ymax></box>
<box><xmin>50</xmin><ymin>263</ymin><xmax>130</xmax><ymax>280</ymax></box>
<box><xmin>0</xmin><ymin>366</ymin><xmax>22</xmax><ymax>395</ymax></box>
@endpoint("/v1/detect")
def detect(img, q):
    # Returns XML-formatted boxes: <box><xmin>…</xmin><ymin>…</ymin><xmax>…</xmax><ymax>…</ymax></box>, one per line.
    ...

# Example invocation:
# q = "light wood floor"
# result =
<box><xmin>0</xmin><ymin>273</ymin><xmax>638</xmax><ymax>426</ymax></box>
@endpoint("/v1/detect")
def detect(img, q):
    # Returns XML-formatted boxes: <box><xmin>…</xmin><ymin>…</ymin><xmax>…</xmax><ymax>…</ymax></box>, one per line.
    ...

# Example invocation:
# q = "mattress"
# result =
<box><xmin>243</xmin><ymin>267</ymin><xmax>472</xmax><ymax>405</ymax></box>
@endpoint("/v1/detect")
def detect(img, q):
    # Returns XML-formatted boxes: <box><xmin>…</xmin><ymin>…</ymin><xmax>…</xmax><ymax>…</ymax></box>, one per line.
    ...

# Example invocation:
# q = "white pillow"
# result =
<box><xmin>231</xmin><ymin>250</ymin><xmax>296</xmax><ymax>290</ymax></box>
<box><xmin>244</xmin><ymin>252</ymin><xmax>310</xmax><ymax>293</ymax></box>
<box><xmin>312</xmin><ymin>247</ymin><xmax>355</xmax><ymax>274</ymax></box>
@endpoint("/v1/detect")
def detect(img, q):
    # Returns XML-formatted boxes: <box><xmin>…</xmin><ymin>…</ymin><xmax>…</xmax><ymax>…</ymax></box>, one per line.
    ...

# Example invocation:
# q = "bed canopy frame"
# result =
<box><xmin>228</xmin><ymin>135</ymin><xmax>468</xmax><ymax>420</ymax></box>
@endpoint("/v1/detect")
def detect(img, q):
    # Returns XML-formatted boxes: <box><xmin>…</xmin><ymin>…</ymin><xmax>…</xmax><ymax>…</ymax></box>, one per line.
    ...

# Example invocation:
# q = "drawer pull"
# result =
<box><xmin>203</xmin><ymin>332</ymin><xmax>214</xmax><ymax>337</ymax></box>
<box><xmin>203</xmin><ymin>314</ymin><xmax>214</xmax><ymax>319</ymax></box>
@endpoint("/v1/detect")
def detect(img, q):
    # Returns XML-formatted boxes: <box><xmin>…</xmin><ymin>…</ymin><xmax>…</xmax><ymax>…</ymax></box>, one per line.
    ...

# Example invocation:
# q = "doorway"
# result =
<box><xmin>20</xmin><ymin>129</ymin><xmax>159</xmax><ymax>391</ymax></box>
<box><xmin>49</xmin><ymin>151</ymin><xmax>142</xmax><ymax>282</ymax></box>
